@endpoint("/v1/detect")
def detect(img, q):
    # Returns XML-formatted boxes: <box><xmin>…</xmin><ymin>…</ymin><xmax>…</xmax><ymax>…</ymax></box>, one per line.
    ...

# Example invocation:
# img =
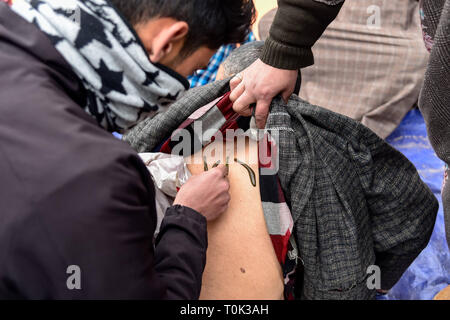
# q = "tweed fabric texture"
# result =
<box><xmin>124</xmin><ymin>79</ymin><xmax>438</xmax><ymax>299</ymax></box>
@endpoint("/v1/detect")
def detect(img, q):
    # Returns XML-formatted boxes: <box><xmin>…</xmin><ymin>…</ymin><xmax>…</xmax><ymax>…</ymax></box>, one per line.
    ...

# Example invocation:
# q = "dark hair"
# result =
<box><xmin>109</xmin><ymin>0</ymin><xmax>256</xmax><ymax>57</ymax></box>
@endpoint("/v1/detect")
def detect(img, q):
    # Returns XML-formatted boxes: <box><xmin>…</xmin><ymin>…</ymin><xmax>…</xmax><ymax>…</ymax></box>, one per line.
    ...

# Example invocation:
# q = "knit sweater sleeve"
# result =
<box><xmin>260</xmin><ymin>0</ymin><xmax>345</xmax><ymax>70</ymax></box>
<box><xmin>418</xmin><ymin>0</ymin><xmax>450</xmax><ymax>166</ymax></box>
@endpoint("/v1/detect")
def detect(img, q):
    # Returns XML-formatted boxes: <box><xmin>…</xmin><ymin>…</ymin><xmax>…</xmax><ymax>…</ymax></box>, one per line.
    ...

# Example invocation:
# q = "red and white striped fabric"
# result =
<box><xmin>155</xmin><ymin>92</ymin><xmax>294</xmax><ymax>266</ymax></box>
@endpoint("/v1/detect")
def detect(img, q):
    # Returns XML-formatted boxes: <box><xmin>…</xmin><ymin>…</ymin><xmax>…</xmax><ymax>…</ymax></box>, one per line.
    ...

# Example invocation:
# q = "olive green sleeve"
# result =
<box><xmin>260</xmin><ymin>0</ymin><xmax>345</xmax><ymax>70</ymax></box>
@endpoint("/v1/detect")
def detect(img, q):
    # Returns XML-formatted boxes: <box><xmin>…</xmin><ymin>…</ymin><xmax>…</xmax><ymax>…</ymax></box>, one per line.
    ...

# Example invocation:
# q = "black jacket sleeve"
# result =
<box><xmin>0</xmin><ymin>2</ymin><xmax>207</xmax><ymax>300</ymax></box>
<box><xmin>154</xmin><ymin>205</ymin><xmax>207</xmax><ymax>299</ymax></box>
<box><xmin>5</xmin><ymin>149</ymin><xmax>207</xmax><ymax>300</ymax></box>
<box><xmin>261</xmin><ymin>0</ymin><xmax>345</xmax><ymax>69</ymax></box>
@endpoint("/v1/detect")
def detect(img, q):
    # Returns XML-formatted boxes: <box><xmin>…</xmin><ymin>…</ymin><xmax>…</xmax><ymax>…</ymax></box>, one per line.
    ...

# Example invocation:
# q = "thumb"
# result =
<box><xmin>281</xmin><ymin>87</ymin><xmax>294</xmax><ymax>104</ymax></box>
<box><xmin>254</xmin><ymin>99</ymin><xmax>271</xmax><ymax>129</ymax></box>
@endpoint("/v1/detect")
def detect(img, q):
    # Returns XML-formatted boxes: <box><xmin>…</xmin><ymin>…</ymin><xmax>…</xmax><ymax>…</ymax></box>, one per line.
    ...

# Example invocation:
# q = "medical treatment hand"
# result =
<box><xmin>229</xmin><ymin>58</ymin><xmax>298</xmax><ymax>129</ymax></box>
<box><xmin>174</xmin><ymin>165</ymin><xmax>230</xmax><ymax>221</ymax></box>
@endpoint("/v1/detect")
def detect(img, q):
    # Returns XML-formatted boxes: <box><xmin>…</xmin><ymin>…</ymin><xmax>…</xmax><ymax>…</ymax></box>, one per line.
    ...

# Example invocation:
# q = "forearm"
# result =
<box><xmin>261</xmin><ymin>0</ymin><xmax>345</xmax><ymax>69</ymax></box>
<box><xmin>154</xmin><ymin>205</ymin><xmax>208</xmax><ymax>300</ymax></box>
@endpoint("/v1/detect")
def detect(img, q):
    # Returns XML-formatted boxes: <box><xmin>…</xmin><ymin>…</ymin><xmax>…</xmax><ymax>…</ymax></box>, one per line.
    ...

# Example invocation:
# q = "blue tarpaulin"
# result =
<box><xmin>116</xmin><ymin>108</ymin><xmax>450</xmax><ymax>299</ymax></box>
<box><xmin>381</xmin><ymin>108</ymin><xmax>450</xmax><ymax>300</ymax></box>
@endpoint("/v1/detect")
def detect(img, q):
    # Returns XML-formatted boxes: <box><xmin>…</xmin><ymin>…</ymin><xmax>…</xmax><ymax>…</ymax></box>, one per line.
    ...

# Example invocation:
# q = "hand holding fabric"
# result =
<box><xmin>229</xmin><ymin>58</ymin><xmax>298</xmax><ymax>128</ymax></box>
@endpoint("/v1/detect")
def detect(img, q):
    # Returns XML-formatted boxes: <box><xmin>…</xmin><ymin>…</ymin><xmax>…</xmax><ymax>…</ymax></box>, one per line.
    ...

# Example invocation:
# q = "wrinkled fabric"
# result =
<box><xmin>127</xmin><ymin>88</ymin><xmax>297</xmax><ymax>298</ymax></box>
<box><xmin>152</xmin><ymin>92</ymin><xmax>294</xmax><ymax>267</ymax></box>
<box><xmin>10</xmin><ymin>0</ymin><xmax>188</xmax><ymax>132</ymax></box>
<box><xmin>381</xmin><ymin>109</ymin><xmax>450</xmax><ymax>300</ymax></box>
<box><xmin>139</xmin><ymin>153</ymin><xmax>191</xmax><ymax>237</ymax></box>
<box><xmin>257</xmin><ymin>0</ymin><xmax>428</xmax><ymax>139</ymax></box>
<box><xmin>418</xmin><ymin>0</ymin><xmax>450</xmax><ymax>248</ymax></box>
<box><xmin>0</xmin><ymin>3</ymin><xmax>207</xmax><ymax>299</ymax></box>
<box><xmin>140</xmin><ymin>153</ymin><xmax>191</xmax><ymax>198</ymax></box>
<box><xmin>124</xmin><ymin>79</ymin><xmax>438</xmax><ymax>300</ymax></box>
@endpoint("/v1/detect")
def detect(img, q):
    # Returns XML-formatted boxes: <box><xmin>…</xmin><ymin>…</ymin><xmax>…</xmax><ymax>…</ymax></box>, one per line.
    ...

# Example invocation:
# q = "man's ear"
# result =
<box><xmin>149</xmin><ymin>21</ymin><xmax>189</xmax><ymax>63</ymax></box>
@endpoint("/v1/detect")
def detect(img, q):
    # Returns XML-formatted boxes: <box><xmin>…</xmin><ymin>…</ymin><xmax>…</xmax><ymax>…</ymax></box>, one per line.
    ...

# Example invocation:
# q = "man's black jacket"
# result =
<box><xmin>0</xmin><ymin>3</ymin><xmax>207</xmax><ymax>299</ymax></box>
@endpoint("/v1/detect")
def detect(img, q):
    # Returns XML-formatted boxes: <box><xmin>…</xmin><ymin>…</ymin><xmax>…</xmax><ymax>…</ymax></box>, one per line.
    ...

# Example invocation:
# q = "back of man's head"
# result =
<box><xmin>110</xmin><ymin>0</ymin><xmax>256</xmax><ymax>58</ymax></box>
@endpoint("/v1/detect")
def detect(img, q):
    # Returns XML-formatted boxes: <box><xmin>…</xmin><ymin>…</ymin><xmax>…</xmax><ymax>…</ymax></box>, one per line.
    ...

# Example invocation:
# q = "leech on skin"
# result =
<box><xmin>235</xmin><ymin>158</ymin><xmax>257</xmax><ymax>187</ymax></box>
<box><xmin>205</xmin><ymin>157</ymin><xmax>229</xmax><ymax>171</ymax></box>
<box><xmin>203</xmin><ymin>156</ymin><xmax>253</xmax><ymax>185</ymax></box>
<box><xmin>203</xmin><ymin>156</ymin><xmax>209</xmax><ymax>172</ymax></box>
<box><xmin>212</xmin><ymin>160</ymin><xmax>221</xmax><ymax>168</ymax></box>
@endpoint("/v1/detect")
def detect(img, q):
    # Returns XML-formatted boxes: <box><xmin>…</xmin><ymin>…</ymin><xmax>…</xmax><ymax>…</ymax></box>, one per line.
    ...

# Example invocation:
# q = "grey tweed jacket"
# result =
<box><xmin>124</xmin><ymin>79</ymin><xmax>438</xmax><ymax>300</ymax></box>
<box><xmin>418</xmin><ymin>0</ymin><xmax>450</xmax><ymax>246</ymax></box>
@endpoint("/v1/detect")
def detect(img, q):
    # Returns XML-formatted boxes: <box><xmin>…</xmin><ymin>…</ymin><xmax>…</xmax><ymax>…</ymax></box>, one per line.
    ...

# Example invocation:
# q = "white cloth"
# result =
<box><xmin>139</xmin><ymin>153</ymin><xmax>191</xmax><ymax>237</ymax></box>
<box><xmin>11</xmin><ymin>0</ymin><xmax>188</xmax><ymax>132</ymax></box>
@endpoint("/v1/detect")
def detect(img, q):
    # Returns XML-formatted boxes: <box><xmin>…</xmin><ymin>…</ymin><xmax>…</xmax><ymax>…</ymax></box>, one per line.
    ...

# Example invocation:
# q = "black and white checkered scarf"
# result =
<box><xmin>11</xmin><ymin>0</ymin><xmax>189</xmax><ymax>132</ymax></box>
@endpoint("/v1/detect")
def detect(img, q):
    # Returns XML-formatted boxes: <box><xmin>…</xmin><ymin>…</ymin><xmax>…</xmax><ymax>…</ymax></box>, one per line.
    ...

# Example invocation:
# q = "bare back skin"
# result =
<box><xmin>187</xmin><ymin>136</ymin><xmax>284</xmax><ymax>300</ymax></box>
